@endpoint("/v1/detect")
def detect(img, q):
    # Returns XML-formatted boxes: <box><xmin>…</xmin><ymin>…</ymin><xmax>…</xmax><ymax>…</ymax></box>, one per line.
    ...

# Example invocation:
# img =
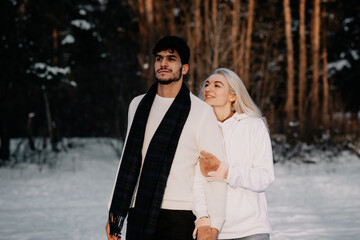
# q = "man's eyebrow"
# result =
<box><xmin>155</xmin><ymin>54</ymin><xmax>177</xmax><ymax>58</ymax></box>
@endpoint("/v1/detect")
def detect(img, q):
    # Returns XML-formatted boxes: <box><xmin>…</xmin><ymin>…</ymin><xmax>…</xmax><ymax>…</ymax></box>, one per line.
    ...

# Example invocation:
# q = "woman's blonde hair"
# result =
<box><xmin>200</xmin><ymin>68</ymin><xmax>268</xmax><ymax>129</ymax></box>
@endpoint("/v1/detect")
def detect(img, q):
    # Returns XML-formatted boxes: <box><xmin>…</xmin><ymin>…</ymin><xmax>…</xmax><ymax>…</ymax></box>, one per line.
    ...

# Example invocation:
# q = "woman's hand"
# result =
<box><xmin>199</xmin><ymin>151</ymin><xmax>221</xmax><ymax>176</ymax></box>
<box><xmin>199</xmin><ymin>151</ymin><xmax>228</xmax><ymax>181</ymax></box>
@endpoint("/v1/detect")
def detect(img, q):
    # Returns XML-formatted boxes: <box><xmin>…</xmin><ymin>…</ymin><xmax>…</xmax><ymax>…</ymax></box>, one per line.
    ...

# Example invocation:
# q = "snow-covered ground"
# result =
<box><xmin>0</xmin><ymin>139</ymin><xmax>359</xmax><ymax>240</ymax></box>
<box><xmin>267</xmin><ymin>151</ymin><xmax>360</xmax><ymax>240</ymax></box>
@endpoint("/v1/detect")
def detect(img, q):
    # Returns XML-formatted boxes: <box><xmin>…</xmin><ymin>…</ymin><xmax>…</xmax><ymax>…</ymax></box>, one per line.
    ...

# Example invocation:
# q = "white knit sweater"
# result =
<box><xmin>108</xmin><ymin>93</ymin><xmax>227</xmax><ymax>230</ymax></box>
<box><xmin>193</xmin><ymin>112</ymin><xmax>275</xmax><ymax>239</ymax></box>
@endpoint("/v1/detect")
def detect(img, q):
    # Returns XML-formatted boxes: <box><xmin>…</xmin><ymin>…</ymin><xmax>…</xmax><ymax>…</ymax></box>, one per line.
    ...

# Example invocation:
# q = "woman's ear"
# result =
<box><xmin>230</xmin><ymin>94</ymin><xmax>237</xmax><ymax>102</ymax></box>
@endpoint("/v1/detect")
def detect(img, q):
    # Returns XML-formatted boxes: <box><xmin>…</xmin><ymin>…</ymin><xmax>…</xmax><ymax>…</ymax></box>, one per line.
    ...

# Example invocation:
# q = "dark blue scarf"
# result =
<box><xmin>109</xmin><ymin>82</ymin><xmax>191</xmax><ymax>240</ymax></box>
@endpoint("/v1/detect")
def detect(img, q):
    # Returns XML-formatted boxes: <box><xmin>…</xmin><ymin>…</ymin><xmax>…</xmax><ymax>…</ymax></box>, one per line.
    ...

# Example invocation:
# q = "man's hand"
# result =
<box><xmin>211</xmin><ymin>228</ymin><xmax>219</xmax><ymax>240</ymax></box>
<box><xmin>199</xmin><ymin>151</ymin><xmax>221</xmax><ymax>176</ymax></box>
<box><xmin>196</xmin><ymin>226</ymin><xmax>213</xmax><ymax>240</ymax></box>
<box><xmin>105</xmin><ymin>220</ymin><xmax>121</xmax><ymax>240</ymax></box>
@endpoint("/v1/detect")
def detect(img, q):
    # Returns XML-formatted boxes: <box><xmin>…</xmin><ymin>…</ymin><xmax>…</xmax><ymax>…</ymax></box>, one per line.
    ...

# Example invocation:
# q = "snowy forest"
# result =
<box><xmin>1</xmin><ymin>0</ymin><xmax>359</xmax><ymax>161</ymax></box>
<box><xmin>0</xmin><ymin>0</ymin><xmax>360</xmax><ymax>239</ymax></box>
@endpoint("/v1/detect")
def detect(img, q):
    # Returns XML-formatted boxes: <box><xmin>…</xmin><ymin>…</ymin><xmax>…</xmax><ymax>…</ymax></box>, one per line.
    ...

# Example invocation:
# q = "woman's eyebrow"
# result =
<box><xmin>214</xmin><ymin>81</ymin><xmax>224</xmax><ymax>85</ymax></box>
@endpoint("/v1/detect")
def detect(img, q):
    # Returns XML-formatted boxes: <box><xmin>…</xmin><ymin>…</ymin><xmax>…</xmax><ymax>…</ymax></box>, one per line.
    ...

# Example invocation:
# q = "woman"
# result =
<box><xmin>193</xmin><ymin>68</ymin><xmax>275</xmax><ymax>240</ymax></box>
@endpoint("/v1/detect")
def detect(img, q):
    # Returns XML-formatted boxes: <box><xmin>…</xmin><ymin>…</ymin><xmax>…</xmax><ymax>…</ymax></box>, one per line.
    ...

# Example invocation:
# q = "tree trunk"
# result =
<box><xmin>18</xmin><ymin>0</ymin><xmax>28</xmax><ymax>29</ymax></box>
<box><xmin>244</xmin><ymin>0</ymin><xmax>255</xmax><ymax>87</ymax></box>
<box><xmin>260</xmin><ymin>28</ymin><xmax>272</xmax><ymax>110</ymax></box>
<box><xmin>183</xmin><ymin>2</ymin><xmax>195</xmax><ymax>91</ymax></box>
<box><xmin>51</xmin><ymin>27</ymin><xmax>59</xmax><ymax>151</ymax></box>
<box><xmin>145</xmin><ymin>0</ymin><xmax>154</xmax><ymax>28</ymax></box>
<box><xmin>18</xmin><ymin>0</ymin><xmax>28</xmax><ymax>16</ymax></box>
<box><xmin>145</xmin><ymin>0</ymin><xmax>154</xmax><ymax>85</ymax></box>
<box><xmin>212</xmin><ymin>0</ymin><xmax>219</xmax><ymax>69</ymax></box>
<box><xmin>351</xmin><ymin>110</ymin><xmax>358</xmax><ymax>134</ymax></box>
<box><xmin>42</xmin><ymin>86</ymin><xmax>55</xmax><ymax>150</ymax></box>
<box><xmin>136</xmin><ymin>0</ymin><xmax>151</xmax><ymax>86</ymax></box>
<box><xmin>52</xmin><ymin>28</ymin><xmax>58</xmax><ymax>65</ymax></box>
<box><xmin>138</xmin><ymin>0</ymin><xmax>147</xmax><ymax>48</ymax></box>
<box><xmin>194</xmin><ymin>0</ymin><xmax>202</xmax><ymax>90</ymax></box>
<box><xmin>168</xmin><ymin>0</ymin><xmax>176</xmax><ymax>35</ymax></box>
<box><xmin>0</xmin><ymin>130</ymin><xmax>10</xmax><ymax>161</ymax></box>
<box><xmin>321</xmin><ymin>5</ymin><xmax>329</xmax><ymax>129</ymax></box>
<box><xmin>299</xmin><ymin>0</ymin><xmax>307</xmax><ymax>134</ymax></box>
<box><xmin>238</xmin><ymin>21</ymin><xmax>246</xmax><ymax>78</ymax></box>
<box><xmin>153</xmin><ymin>0</ymin><xmax>164</xmax><ymax>34</ymax></box>
<box><xmin>204</xmin><ymin>0</ymin><xmax>211</xmax><ymax>68</ymax></box>
<box><xmin>310</xmin><ymin>0</ymin><xmax>321</xmax><ymax>128</ymax></box>
<box><xmin>27</xmin><ymin>113</ymin><xmax>35</xmax><ymax>151</ymax></box>
<box><xmin>232</xmin><ymin>0</ymin><xmax>241</xmax><ymax>73</ymax></box>
<box><xmin>283</xmin><ymin>0</ymin><xmax>295</xmax><ymax>123</ymax></box>
<box><xmin>270</xmin><ymin>103</ymin><xmax>276</xmax><ymax>133</ymax></box>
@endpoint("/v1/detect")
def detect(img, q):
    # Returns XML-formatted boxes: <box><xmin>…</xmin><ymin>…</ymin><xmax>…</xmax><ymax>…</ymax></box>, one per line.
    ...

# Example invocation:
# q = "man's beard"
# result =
<box><xmin>155</xmin><ymin>68</ymin><xmax>182</xmax><ymax>85</ymax></box>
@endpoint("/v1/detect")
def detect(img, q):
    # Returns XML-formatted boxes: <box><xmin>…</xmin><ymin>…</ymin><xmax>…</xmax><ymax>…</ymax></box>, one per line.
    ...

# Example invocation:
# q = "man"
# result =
<box><xmin>106</xmin><ymin>36</ymin><xmax>226</xmax><ymax>240</ymax></box>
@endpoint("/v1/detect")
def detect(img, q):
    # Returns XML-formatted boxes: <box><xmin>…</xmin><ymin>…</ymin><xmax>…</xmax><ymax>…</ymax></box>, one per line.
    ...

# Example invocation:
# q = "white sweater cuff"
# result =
<box><xmin>195</xmin><ymin>211</ymin><xmax>209</xmax><ymax>221</ymax></box>
<box><xmin>211</xmin><ymin>217</ymin><xmax>224</xmax><ymax>231</ymax></box>
<box><xmin>224</xmin><ymin>165</ymin><xmax>233</xmax><ymax>184</ymax></box>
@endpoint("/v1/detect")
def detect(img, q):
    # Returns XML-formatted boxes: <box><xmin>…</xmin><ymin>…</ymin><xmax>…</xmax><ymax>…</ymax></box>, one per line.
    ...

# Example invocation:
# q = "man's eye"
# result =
<box><xmin>156</xmin><ymin>58</ymin><xmax>162</xmax><ymax>61</ymax></box>
<box><xmin>168</xmin><ymin>58</ymin><xmax>175</xmax><ymax>61</ymax></box>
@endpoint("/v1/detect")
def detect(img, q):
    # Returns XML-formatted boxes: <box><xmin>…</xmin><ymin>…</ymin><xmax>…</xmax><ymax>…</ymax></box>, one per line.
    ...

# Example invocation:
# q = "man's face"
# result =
<box><xmin>154</xmin><ymin>49</ymin><xmax>186</xmax><ymax>85</ymax></box>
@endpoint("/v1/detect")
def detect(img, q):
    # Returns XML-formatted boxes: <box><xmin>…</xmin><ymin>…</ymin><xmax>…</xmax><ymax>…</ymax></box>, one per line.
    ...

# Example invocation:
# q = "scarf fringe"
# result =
<box><xmin>109</xmin><ymin>212</ymin><xmax>125</xmax><ymax>236</ymax></box>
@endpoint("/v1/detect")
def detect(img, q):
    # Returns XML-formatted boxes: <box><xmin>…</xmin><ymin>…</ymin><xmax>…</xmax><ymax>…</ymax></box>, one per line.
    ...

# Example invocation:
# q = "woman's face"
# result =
<box><xmin>203</xmin><ymin>74</ymin><xmax>236</xmax><ymax>110</ymax></box>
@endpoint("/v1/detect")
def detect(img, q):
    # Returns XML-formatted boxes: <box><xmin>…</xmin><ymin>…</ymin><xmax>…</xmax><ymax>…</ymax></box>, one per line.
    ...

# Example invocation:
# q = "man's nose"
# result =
<box><xmin>160</xmin><ymin>58</ymin><xmax>168</xmax><ymax>67</ymax></box>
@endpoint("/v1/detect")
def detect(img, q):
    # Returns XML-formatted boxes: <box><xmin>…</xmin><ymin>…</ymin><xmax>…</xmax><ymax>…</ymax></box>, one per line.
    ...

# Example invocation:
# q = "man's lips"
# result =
<box><xmin>157</xmin><ymin>69</ymin><xmax>171</xmax><ymax>73</ymax></box>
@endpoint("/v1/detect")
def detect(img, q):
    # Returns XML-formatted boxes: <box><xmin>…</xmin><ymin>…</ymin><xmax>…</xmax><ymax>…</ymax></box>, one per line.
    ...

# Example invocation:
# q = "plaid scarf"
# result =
<box><xmin>109</xmin><ymin>82</ymin><xmax>191</xmax><ymax>240</ymax></box>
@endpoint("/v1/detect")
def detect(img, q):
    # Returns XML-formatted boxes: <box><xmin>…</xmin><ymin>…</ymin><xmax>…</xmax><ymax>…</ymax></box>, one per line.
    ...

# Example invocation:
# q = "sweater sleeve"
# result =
<box><xmin>107</xmin><ymin>97</ymin><xmax>139</xmax><ymax>210</ymax></box>
<box><xmin>192</xmin><ymin>163</ymin><xmax>209</xmax><ymax>220</ymax></box>
<box><xmin>197</xmin><ymin>107</ymin><xmax>227</xmax><ymax>231</ymax></box>
<box><xmin>225</xmin><ymin>119</ymin><xmax>275</xmax><ymax>193</ymax></box>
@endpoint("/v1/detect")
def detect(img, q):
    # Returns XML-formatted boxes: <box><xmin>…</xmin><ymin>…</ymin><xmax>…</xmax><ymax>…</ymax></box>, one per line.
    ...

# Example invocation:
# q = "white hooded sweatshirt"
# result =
<box><xmin>193</xmin><ymin>112</ymin><xmax>275</xmax><ymax>239</ymax></box>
